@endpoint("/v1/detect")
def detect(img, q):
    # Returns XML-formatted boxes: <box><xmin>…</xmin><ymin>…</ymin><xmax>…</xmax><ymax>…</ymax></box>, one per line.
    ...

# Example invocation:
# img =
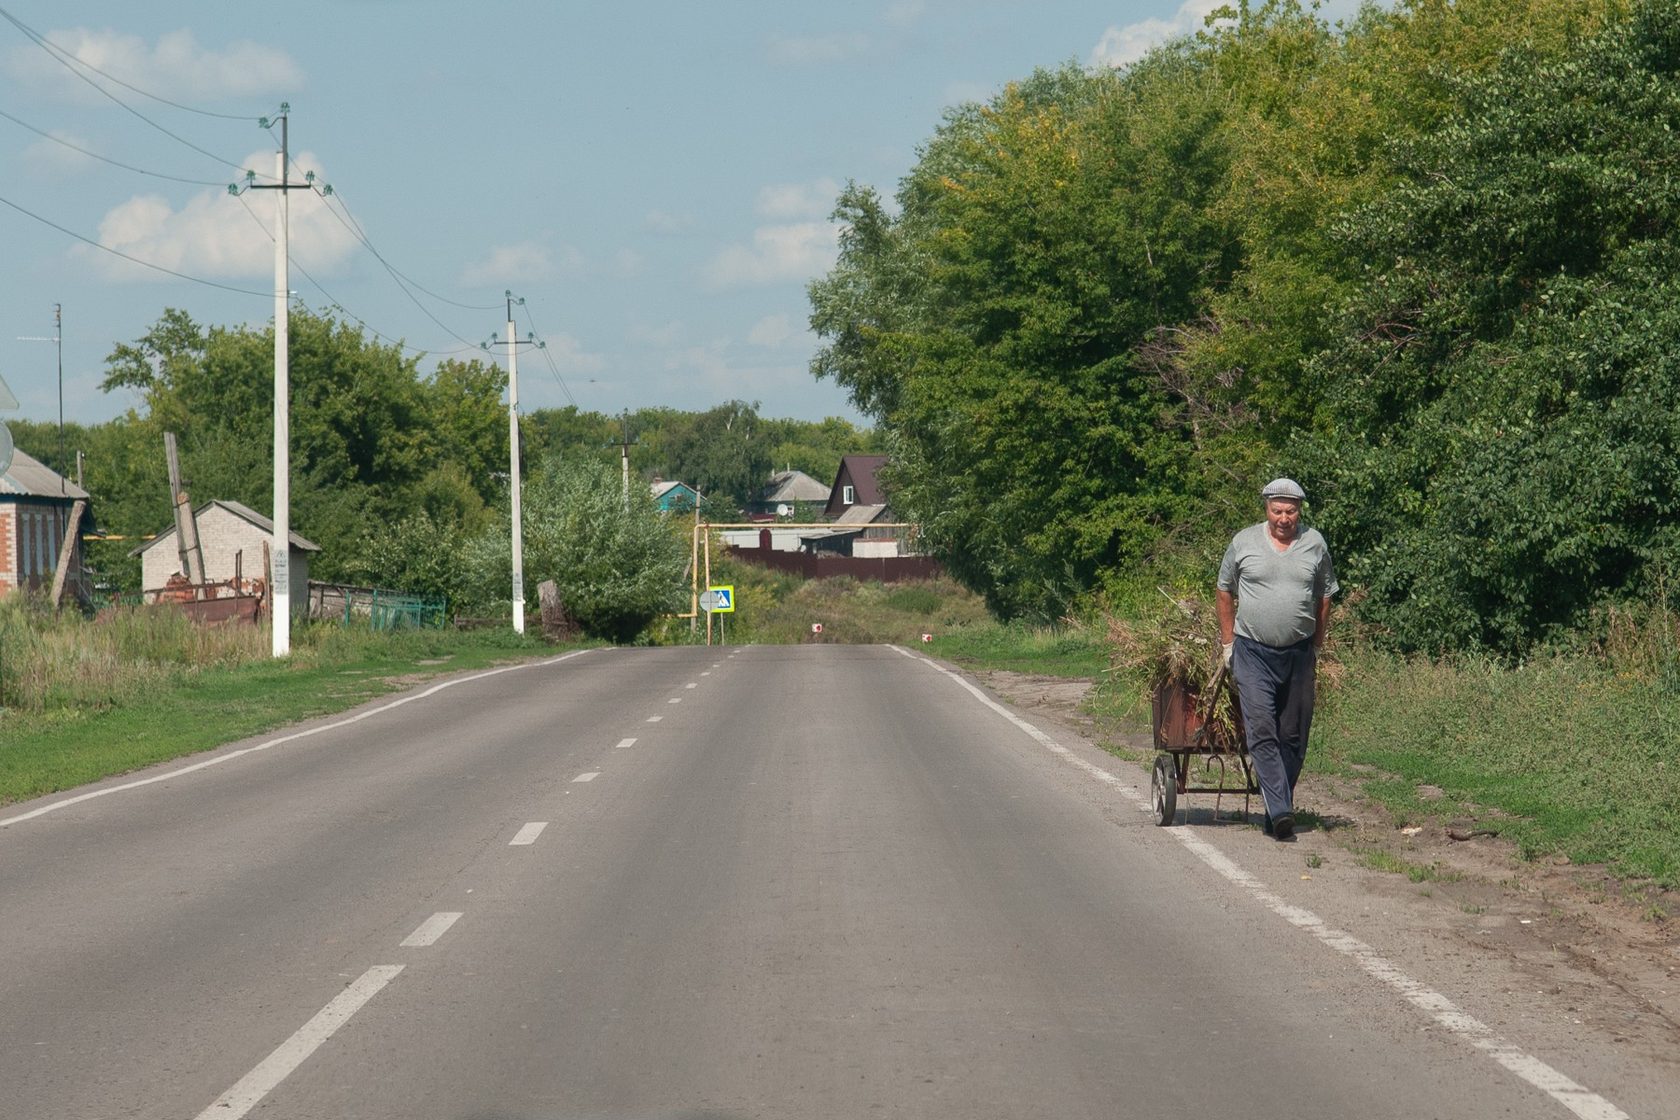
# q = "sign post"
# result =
<box><xmin>700</xmin><ymin>585</ymin><xmax>735</xmax><ymax>647</ymax></box>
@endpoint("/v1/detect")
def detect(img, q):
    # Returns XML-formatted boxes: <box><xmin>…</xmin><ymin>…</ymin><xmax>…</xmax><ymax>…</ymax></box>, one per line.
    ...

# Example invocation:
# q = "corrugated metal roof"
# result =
<box><xmin>131</xmin><ymin>498</ymin><xmax>321</xmax><ymax>557</ymax></box>
<box><xmin>762</xmin><ymin>469</ymin><xmax>829</xmax><ymax>503</ymax></box>
<box><xmin>0</xmin><ymin>447</ymin><xmax>89</xmax><ymax>500</ymax></box>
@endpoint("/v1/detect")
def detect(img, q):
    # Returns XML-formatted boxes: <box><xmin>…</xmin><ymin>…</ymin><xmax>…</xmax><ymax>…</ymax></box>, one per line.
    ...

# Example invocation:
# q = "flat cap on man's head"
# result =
<box><xmin>1261</xmin><ymin>477</ymin><xmax>1306</xmax><ymax>502</ymax></box>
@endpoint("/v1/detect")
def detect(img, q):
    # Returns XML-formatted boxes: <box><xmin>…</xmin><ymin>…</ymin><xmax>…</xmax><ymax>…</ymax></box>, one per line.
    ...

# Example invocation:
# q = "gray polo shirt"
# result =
<box><xmin>1217</xmin><ymin>523</ymin><xmax>1339</xmax><ymax>648</ymax></box>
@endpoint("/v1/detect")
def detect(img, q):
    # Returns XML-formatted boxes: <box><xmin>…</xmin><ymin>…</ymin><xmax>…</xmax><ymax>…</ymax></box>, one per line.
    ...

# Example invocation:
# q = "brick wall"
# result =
<box><xmin>0</xmin><ymin>504</ymin><xmax>13</xmax><ymax>595</ymax></box>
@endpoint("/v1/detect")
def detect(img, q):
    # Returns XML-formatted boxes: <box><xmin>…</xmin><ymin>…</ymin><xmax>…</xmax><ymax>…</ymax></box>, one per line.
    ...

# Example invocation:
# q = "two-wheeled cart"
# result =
<box><xmin>1149</xmin><ymin>663</ymin><xmax>1256</xmax><ymax>826</ymax></box>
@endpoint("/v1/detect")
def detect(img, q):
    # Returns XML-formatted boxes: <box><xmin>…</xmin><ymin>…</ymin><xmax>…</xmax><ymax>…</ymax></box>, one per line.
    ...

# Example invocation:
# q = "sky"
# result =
<box><xmin>0</xmin><ymin>0</ymin><xmax>1366</xmax><ymax>429</ymax></box>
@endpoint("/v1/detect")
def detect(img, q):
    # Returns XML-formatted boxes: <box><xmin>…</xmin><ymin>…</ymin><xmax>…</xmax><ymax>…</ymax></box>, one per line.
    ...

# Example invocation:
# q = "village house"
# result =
<box><xmin>132</xmin><ymin>499</ymin><xmax>319</xmax><ymax>615</ymax></box>
<box><xmin>0</xmin><ymin>448</ymin><xmax>89</xmax><ymax>600</ymax></box>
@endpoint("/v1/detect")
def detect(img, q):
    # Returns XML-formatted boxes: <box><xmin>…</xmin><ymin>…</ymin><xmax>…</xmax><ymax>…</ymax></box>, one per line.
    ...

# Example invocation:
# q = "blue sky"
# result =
<box><xmin>0</xmin><ymin>1</ymin><xmax>1364</xmax><ymax>428</ymax></box>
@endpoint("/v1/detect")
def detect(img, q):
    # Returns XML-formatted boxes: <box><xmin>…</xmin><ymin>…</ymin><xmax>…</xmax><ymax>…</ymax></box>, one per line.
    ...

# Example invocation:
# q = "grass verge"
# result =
<box><xmin>0</xmin><ymin>620</ymin><xmax>574</xmax><ymax>807</ymax></box>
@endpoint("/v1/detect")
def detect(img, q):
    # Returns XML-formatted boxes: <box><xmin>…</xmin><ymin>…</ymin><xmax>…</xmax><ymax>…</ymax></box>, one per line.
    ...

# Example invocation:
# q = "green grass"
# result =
<box><xmin>1312</xmin><ymin>645</ymin><xmax>1680</xmax><ymax>890</ymax></box>
<box><xmin>0</xmin><ymin>621</ymin><xmax>577</xmax><ymax>806</ymax></box>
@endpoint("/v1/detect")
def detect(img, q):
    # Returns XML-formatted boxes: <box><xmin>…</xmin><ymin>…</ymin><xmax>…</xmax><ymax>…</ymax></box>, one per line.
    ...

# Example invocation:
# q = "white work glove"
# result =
<box><xmin>1221</xmin><ymin>642</ymin><xmax>1233</xmax><ymax>669</ymax></box>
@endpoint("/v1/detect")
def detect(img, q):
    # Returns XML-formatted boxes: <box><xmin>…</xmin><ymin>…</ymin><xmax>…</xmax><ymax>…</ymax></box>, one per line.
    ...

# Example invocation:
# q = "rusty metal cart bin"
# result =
<box><xmin>1148</xmin><ymin>664</ymin><xmax>1255</xmax><ymax>826</ymax></box>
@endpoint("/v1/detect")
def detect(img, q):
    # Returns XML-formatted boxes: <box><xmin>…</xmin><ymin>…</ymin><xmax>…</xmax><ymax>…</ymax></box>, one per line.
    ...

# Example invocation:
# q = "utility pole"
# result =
<box><xmin>483</xmin><ymin>294</ymin><xmax>543</xmax><ymax>635</ymax></box>
<box><xmin>619</xmin><ymin>411</ymin><xmax>632</xmax><ymax>509</ymax></box>
<box><xmin>16</xmin><ymin>303</ymin><xmax>63</xmax><ymax>495</ymax></box>
<box><xmin>235</xmin><ymin>104</ymin><xmax>328</xmax><ymax>657</ymax></box>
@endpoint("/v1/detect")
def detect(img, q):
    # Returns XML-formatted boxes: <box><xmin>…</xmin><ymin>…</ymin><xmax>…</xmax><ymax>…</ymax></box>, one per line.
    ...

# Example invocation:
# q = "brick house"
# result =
<box><xmin>132</xmin><ymin>499</ymin><xmax>319</xmax><ymax>613</ymax></box>
<box><xmin>0</xmin><ymin>448</ymin><xmax>89</xmax><ymax>600</ymax></box>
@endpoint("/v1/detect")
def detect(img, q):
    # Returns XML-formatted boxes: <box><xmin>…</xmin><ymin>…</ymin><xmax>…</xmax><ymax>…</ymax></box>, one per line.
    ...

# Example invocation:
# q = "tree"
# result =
<box><xmin>462</xmin><ymin>456</ymin><xmax>687</xmax><ymax>642</ymax></box>
<box><xmin>664</xmin><ymin>400</ymin><xmax>772</xmax><ymax>510</ymax></box>
<box><xmin>1300</xmin><ymin>0</ymin><xmax>1680</xmax><ymax>654</ymax></box>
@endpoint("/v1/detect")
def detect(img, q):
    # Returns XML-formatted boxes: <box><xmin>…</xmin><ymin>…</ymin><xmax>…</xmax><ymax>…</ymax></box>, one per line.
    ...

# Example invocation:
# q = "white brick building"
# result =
<box><xmin>133</xmin><ymin>499</ymin><xmax>319</xmax><ymax>613</ymax></box>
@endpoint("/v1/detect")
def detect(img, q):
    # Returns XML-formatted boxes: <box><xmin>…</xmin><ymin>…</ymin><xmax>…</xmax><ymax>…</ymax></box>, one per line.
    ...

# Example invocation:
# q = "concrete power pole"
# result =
<box><xmin>507</xmin><ymin>293</ymin><xmax>525</xmax><ymax>635</ymax></box>
<box><xmin>484</xmin><ymin>296</ymin><xmax>543</xmax><ymax>635</ymax></box>
<box><xmin>237</xmin><ymin>104</ymin><xmax>329</xmax><ymax>656</ymax></box>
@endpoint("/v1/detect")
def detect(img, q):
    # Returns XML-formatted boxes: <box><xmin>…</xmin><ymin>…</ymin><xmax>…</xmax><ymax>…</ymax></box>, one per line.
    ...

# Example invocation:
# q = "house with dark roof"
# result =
<box><xmin>824</xmin><ymin>454</ymin><xmax>889</xmax><ymax>519</ymax></box>
<box><xmin>0</xmin><ymin>448</ymin><xmax>89</xmax><ymax>600</ymax></box>
<box><xmin>132</xmin><ymin>499</ymin><xmax>319</xmax><ymax>614</ymax></box>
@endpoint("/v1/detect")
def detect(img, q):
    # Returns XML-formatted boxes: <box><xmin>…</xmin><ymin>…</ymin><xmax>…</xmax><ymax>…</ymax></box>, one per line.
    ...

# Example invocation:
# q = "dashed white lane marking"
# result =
<box><xmin>701</xmin><ymin>671</ymin><xmax>711</xmax><ymax>677</ymax></box>
<box><xmin>614</xmin><ymin>738</ymin><xmax>637</xmax><ymax>750</ymax></box>
<box><xmin>509</xmin><ymin>822</ymin><xmax>548</xmax><ymax>846</ymax></box>
<box><xmin>400</xmin><ymin>911</ymin><xmax>463</xmax><ymax>948</ymax></box>
<box><xmin>892</xmin><ymin>645</ymin><xmax>1632</xmax><ymax>1120</ymax></box>
<box><xmin>1</xmin><ymin>649</ymin><xmax>596</xmax><ymax>829</ymax></box>
<box><xmin>668</xmin><ymin>697</ymin><xmax>682</xmax><ymax>705</ymax></box>
<box><xmin>646</xmin><ymin>716</ymin><xmax>664</xmax><ymax>723</ymax></box>
<box><xmin>193</xmin><ymin>964</ymin><xmax>403</xmax><ymax>1120</ymax></box>
<box><xmin>572</xmin><ymin>771</ymin><xmax>600</xmax><ymax>783</ymax></box>
<box><xmin>685</xmin><ymin>682</ymin><xmax>698</xmax><ymax>689</ymax></box>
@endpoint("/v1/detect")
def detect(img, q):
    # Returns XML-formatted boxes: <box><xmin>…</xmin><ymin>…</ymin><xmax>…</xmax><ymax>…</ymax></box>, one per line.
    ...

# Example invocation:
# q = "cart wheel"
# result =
<box><xmin>1151</xmin><ymin>754</ymin><xmax>1177</xmax><ymax>826</ymax></box>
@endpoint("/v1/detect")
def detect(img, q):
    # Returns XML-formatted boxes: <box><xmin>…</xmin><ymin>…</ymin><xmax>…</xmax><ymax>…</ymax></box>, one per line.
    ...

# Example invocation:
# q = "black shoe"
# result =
<box><xmin>1271</xmin><ymin>814</ymin><xmax>1295</xmax><ymax>840</ymax></box>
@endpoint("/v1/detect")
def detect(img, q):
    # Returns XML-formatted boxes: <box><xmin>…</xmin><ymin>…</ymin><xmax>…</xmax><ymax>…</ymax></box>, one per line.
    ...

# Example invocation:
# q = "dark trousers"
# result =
<box><xmin>1231</xmin><ymin>635</ymin><xmax>1317</xmax><ymax>820</ymax></box>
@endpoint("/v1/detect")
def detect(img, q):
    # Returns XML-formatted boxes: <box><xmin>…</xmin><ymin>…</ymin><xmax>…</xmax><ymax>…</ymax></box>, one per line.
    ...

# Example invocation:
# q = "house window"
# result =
<box><xmin>842</xmin><ymin>485</ymin><xmax>855</xmax><ymax>505</ymax></box>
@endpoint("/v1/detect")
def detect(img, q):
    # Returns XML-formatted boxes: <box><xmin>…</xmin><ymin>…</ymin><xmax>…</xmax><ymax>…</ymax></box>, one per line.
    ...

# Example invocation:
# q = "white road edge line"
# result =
<box><xmin>400</xmin><ymin>911</ymin><xmax>464</xmax><ymax>948</ymax></box>
<box><xmin>614</xmin><ymin>738</ymin><xmax>638</xmax><ymax>749</ymax></box>
<box><xmin>891</xmin><ymin>644</ymin><xmax>1631</xmax><ymax>1120</ymax></box>
<box><xmin>510</xmin><ymin>822</ymin><xmax>548</xmax><ymax>846</ymax></box>
<box><xmin>0</xmin><ymin>650</ymin><xmax>597</xmax><ymax>830</ymax></box>
<box><xmin>193</xmin><ymin>964</ymin><xmax>403</xmax><ymax>1120</ymax></box>
<box><xmin>572</xmin><ymin>771</ymin><xmax>600</xmax><ymax>783</ymax></box>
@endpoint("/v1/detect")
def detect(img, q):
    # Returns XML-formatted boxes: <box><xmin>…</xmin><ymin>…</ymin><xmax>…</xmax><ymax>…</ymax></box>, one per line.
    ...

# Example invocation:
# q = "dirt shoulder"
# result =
<box><xmin>974</xmin><ymin>668</ymin><xmax>1680</xmax><ymax>1074</ymax></box>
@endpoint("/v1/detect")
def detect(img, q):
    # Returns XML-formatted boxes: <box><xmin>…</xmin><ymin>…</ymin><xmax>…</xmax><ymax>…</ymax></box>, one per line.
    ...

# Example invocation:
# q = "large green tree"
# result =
<box><xmin>1301</xmin><ymin>0</ymin><xmax>1680</xmax><ymax>654</ymax></box>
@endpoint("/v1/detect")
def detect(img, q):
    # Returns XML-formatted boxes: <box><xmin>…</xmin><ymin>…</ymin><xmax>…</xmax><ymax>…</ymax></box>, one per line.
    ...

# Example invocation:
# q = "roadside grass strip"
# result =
<box><xmin>892</xmin><ymin>645</ymin><xmax>1632</xmax><ymax>1120</ymax></box>
<box><xmin>0</xmin><ymin>650</ymin><xmax>595</xmax><ymax>829</ymax></box>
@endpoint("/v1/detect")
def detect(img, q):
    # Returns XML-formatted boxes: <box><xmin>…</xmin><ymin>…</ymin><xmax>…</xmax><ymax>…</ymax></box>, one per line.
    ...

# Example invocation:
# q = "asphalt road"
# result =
<box><xmin>0</xmin><ymin>644</ymin><xmax>1656</xmax><ymax>1119</ymax></box>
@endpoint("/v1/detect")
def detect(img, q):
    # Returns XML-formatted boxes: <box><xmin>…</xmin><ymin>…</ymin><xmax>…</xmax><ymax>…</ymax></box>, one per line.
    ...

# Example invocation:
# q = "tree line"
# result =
<box><xmin>9</xmin><ymin>305</ymin><xmax>879</xmax><ymax>611</ymax></box>
<box><xmin>809</xmin><ymin>0</ymin><xmax>1673</xmax><ymax>655</ymax></box>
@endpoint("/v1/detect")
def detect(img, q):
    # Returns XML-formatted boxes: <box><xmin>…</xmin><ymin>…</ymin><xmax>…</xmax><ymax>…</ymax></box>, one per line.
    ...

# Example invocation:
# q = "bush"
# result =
<box><xmin>462</xmin><ymin>456</ymin><xmax>688</xmax><ymax>643</ymax></box>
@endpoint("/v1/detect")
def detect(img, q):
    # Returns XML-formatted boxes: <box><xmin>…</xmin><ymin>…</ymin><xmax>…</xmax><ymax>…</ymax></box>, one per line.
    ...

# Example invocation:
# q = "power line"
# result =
<box><xmin>232</xmin><ymin>191</ymin><xmax>479</xmax><ymax>359</ymax></box>
<box><xmin>319</xmin><ymin>184</ymin><xmax>503</xmax><ymax>311</ymax></box>
<box><xmin>0</xmin><ymin>190</ymin><xmax>269</xmax><ymax>296</ymax></box>
<box><xmin>0</xmin><ymin>106</ymin><xmax>229</xmax><ymax>186</ymax></box>
<box><xmin>0</xmin><ymin>4</ymin><xmax>268</xmax><ymax>176</ymax></box>
<box><xmin>519</xmin><ymin>302</ymin><xmax>580</xmax><ymax>408</ymax></box>
<box><xmin>0</xmin><ymin>4</ymin><xmax>265</xmax><ymax>121</ymax></box>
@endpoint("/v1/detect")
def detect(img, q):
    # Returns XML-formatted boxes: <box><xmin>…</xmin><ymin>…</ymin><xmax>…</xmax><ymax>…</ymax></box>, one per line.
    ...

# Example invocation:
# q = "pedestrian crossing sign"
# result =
<box><xmin>702</xmin><ymin>585</ymin><xmax>735</xmax><ymax>613</ymax></box>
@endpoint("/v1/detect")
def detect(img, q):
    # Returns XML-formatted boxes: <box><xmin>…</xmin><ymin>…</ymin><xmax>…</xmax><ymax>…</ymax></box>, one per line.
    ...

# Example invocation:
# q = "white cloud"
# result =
<box><xmin>643</xmin><ymin>209</ymin><xmax>691</xmax><ymax>234</ymax></box>
<box><xmin>704</xmin><ymin>222</ymin><xmax>839</xmax><ymax>289</ymax></box>
<box><xmin>756</xmin><ymin>178</ymin><xmax>840</xmax><ymax>220</ymax></box>
<box><xmin>10</xmin><ymin>27</ymin><xmax>301</xmax><ymax>102</ymax></box>
<box><xmin>613</xmin><ymin>247</ymin><xmax>645</xmax><ymax>278</ymax></box>
<box><xmin>767</xmin><ymin>31</ymin><xmax>872</xmax><ymax>66</ymax></box>
<box><xmin>632</xmin><ymin>320</ymin><xmax>686</xmax><ymax>348</ymax></box>
<box><xmin>884</xmin><ymin>1</ymin><xmax>926</xmax><ymax>29</ymax></box>
<box><xmin>943</xmin><ymin>80</ymin><xmax>994</xmax><ymax>107</ymax></box>
<box><xmin>541</xmin><ymin>332</ymin><xmax>606</xmax><ymax>376</ymax></box>
<box><xmin>459</xmin><ymin>241</ymin><xmax>582</xmax><ymax>288</ymax></box>
<box><xmin>747</xmin><ymin>313</ymin><xmax>805</xmax><ymax>349</ymax></box>
<box><xmin>73</xmin><ymin>149</ymin><xmax>355</xmax><ymax>282</ymax></box>
<box><xmin>22</xmin><ymin>131</ymin><xmax>97</xmax><ymax>177</ymax></box>
<box><xmin>658</xmin><ymin>339</ymin><xmax>809</xmax><ymax>402</ymax></box>
<box><xmin>1090</xmin><ymin>1</ymin><xmax>1232</xmax><ymax>69</ymax></box>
